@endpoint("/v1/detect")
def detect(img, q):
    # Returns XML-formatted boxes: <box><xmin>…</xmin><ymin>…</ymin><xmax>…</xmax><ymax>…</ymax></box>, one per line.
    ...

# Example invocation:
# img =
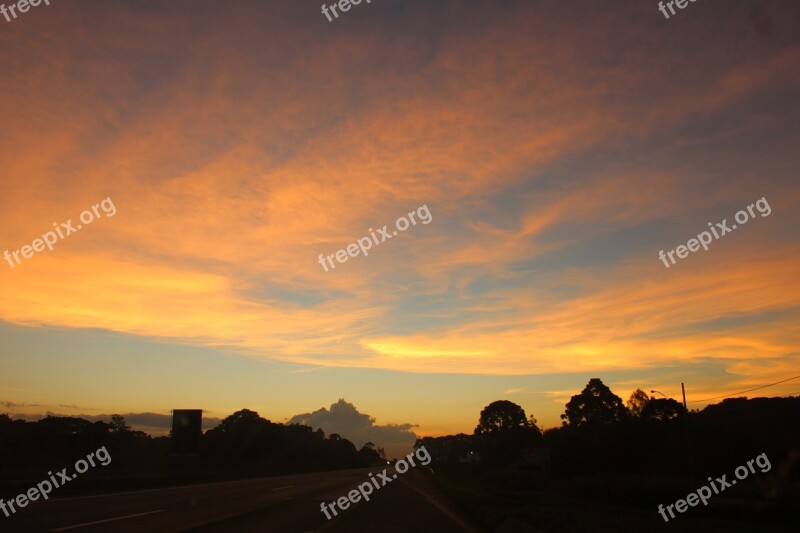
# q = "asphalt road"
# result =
<box><xmin>2</xmin><ymin>467</ymin><xmax>474</xmax><ymax>532</ymax></box>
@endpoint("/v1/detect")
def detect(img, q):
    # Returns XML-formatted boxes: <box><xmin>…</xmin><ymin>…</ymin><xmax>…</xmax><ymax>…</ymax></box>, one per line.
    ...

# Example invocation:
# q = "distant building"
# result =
<box><xmin>170</xmin><ymin>409</ymin><xmax>203</xmax><ymax>455</ymax></box>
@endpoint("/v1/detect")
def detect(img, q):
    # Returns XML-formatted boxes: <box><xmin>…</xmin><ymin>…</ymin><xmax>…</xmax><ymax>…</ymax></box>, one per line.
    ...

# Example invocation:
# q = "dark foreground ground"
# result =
<box><xmin>427</xmin><ymin>467</ymin><xmax>798</xmax><ymax>533</ymax></box>
<box><xmin>2</xmin><ymin>466</ymin><xmax>474</xmax><ymax>533</ymax></box>
<box><xmin>4</xmin><ymin>464</ymin><xmax>798</xmax><ymax>532</ymax></box>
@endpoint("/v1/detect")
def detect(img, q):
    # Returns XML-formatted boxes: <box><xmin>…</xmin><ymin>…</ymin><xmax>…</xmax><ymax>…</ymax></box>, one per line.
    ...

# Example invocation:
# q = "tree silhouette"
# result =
<box><xmin>474</xmin><ymin>401</ymin><xmax>541</xmax><ymax>467</ymax></box>
<box><xmin>216</xmin><ymin>409</ymin><xmax>264</xmax><ymax>433</ymax></box>
<box><xmin>110</xmin><ymin>414</ymin><xmax>130</xmax><ymax>433</ymax></box>
<box><xmin>528</xmin><ymin>414</ymin><xmax>541</xmax><ymax>433</ymax></box>
<box><xmin>362</xmin><ymin>441</ymin><xmax>387</xmax><ymax>460</ymax></box>
<box><xmin>203</xmin><ymin>410</ymin><xmax>370</xmax><ymax>472</ymax></box>
<box><xmin>641</xmin><ymin>398</ymin><xmax>683</xmax><ymax>421</ymax></box>
<box><xmin>358</xmin><ymin>442</ymin><xmax>382</xmax><ymax>464</ymax></box>
<box><xmin>627</xmin><ymin>389</ymin><xmax>651</xmax><ymax>418</ymax></box>
<box><xmin>475</xmin><ymin>400</ymin><xmax>529</xmax><ymax>435</ymax></box>
<box><xmin>561</xmin><ymin>378</ymin><xmax>627</xmax><ymax>427</ymax></box>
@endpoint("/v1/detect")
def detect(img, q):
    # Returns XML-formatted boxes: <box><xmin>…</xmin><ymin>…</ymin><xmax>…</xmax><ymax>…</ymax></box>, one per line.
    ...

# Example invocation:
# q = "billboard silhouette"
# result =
<box><xmin>171</xmin><ymin>409</ymin><xmax>202</xmax><ymax>455</ymax></box>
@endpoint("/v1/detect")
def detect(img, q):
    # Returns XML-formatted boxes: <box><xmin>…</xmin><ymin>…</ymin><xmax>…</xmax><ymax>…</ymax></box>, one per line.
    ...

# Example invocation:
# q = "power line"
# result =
<box><xmin>688</xmin><ymin>375</ymin><xmax>800</xmax><ymax>404</ymax></box>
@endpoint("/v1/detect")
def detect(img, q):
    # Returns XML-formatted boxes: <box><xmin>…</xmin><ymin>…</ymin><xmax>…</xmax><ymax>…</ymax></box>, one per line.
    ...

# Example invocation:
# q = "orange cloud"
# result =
<box><xmin>0</xmin><ymin>0</ymin><xmax>797</xmax><ymax>395</ymax></box>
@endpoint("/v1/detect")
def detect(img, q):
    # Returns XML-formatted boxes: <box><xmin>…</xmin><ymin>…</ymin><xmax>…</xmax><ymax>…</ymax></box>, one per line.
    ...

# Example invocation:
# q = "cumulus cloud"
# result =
<box><xmin>288</xmin><ymin>399</ymin><xmax>418</xmax><ymax>459</ymax></box>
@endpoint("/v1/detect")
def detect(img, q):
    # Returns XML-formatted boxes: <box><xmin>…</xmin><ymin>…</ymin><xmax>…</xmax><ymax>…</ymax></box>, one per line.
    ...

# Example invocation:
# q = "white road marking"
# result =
<box><xmin>271</xmin><ymin>485</ymin><xmax>295</xmax><ymax>491</ymax></box>
<box><xmin>51</xmin><ymin>467</ymin><xmax>374</xmax><ymax>502</ymax></box>
<box><xmin>52</xmin><ymin>509</ymin><xmax>164</xmax><ymax>531</ymax></box>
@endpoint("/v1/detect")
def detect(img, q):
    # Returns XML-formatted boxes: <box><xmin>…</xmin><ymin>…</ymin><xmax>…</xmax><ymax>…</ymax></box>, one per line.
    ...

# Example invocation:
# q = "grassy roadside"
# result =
<box><xmin>422</xmin><ymin>468</ymin><xmax>792</xmax><ymax>533</ymax></box>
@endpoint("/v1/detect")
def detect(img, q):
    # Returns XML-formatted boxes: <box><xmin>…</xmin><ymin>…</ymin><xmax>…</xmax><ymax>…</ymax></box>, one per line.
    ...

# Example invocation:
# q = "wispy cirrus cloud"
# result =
<box><xmin>0</xmin><ymin>0</ymin><xmax>798</xmax><ymax>428</ymax></box>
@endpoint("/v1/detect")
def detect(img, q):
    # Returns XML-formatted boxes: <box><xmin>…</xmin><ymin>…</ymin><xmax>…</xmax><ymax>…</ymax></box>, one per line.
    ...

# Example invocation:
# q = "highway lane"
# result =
<box><xmin>189</xmin><ymin>469</ymin><xmax>474</xmax><ymax>532</ymax></box>
<box><xmin>3</xmin><ymin>467</ymin><xmax>474</xmax><ymax>532</ymax></box>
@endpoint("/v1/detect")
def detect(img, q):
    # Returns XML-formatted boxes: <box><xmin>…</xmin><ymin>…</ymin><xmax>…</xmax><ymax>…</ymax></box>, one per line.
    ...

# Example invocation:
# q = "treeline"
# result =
<box><xmin>0</xmin><ymin>409</ymin><xmax>384</xmax><ymax>491</ymax></box>
<box><xmin>416</xmin><ymin>378</ymin><xmax>800</xmax><ymax>480</ymax></box>
<box><xmin>415</xmin><ymin>379</ymin><xmax>800</xmax><ymax>531</ymax></box>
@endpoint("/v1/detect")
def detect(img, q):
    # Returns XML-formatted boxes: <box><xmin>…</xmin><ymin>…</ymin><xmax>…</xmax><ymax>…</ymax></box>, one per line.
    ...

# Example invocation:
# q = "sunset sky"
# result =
<box><xmin>1</xmin><ymin>0</ymin><xmax>799</xmax><ymax>458</ymax></box>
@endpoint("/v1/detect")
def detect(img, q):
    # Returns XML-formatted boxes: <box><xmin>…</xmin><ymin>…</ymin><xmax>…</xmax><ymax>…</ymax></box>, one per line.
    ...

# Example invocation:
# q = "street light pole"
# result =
<box><xmin>682</xmin><ymin>382</ymin><xmax>694</xmax><ymax>481</ymax></box>
<box><xmin>652</xmin><ymin>386</ymin><xmax>694</xmax><ymax>481</ymax></box>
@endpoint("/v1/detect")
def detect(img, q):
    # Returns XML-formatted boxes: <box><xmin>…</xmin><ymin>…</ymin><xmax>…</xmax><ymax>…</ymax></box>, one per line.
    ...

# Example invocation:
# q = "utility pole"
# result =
<box><xmin>682</xmin><ymin>383</ymin><xmax>694</xmax><ymax>481</ymax></box>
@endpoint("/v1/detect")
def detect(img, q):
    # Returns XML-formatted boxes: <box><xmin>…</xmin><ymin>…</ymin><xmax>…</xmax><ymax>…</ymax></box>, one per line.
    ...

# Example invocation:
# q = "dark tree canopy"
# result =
<box><xmin>110</xmin><ymin>414</ymin><xmax>131</xmax><ymax>433</ymax></box>
<box><xmin>216</xmin><ymin>409</ymin><xmax>266</xmax><ymax>433</ymax></box>
<box><xmin>475</xmin><ymin>400</ymin><xmax>529</xmax><ymax>435</ymax></box>
<box><xmin>627</xmin><ymin>389</ymin><xmax>651</xmax><ymax>417</ymax></box>
<box><xmin>561</xmin><ymin>378</ymin><xmax>627</xmax><ymax>427</ymax></box>
<box><xmin>641</xmin><ymin>398</ymin><xmax>684</xmax><ymax>422</ymax></box>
